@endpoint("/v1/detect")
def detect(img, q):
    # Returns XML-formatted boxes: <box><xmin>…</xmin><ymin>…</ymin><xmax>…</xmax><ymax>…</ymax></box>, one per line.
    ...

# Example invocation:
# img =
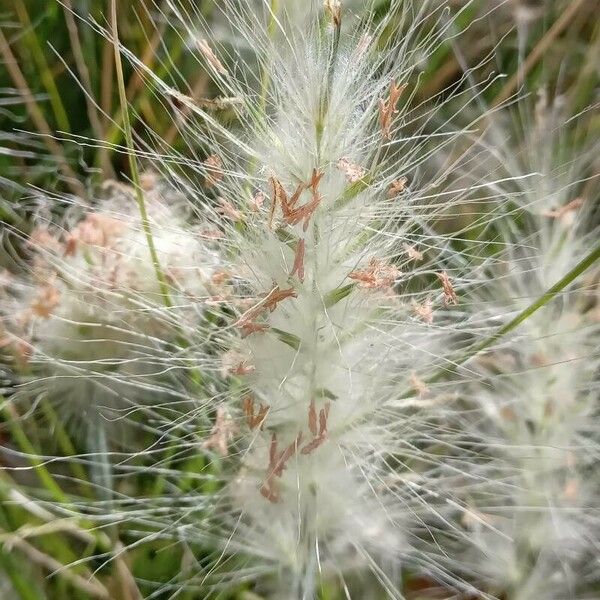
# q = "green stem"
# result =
<box><xmin>470</xmin><ymin>240</ymin><xmax>600</xmax><ymax>355</ymax></box>
<box><xmin>259</xmin><ymin>0</ymin><xmax>279</xmax><ymax>115</ymax></box>
<box><xmin>110</xmin><ymin>0</ymin><xmax>172</xmax><ymax>308</ymax></box>
<box><xmin>1</xmin><ymin>401</ymin><xmax>114</xmax><ymax>555</ymax></box>
<box><xmin>40</xmin><ymin>402</ymin><xmax>92</xmax><ymax>499</ymax></box>
<box><xmin>244</xmin><ymin>0</ymin><xmax>279</xmax><ymax>193</ymax></box>
<box><xmin>0</xmin><ymin>543</ymin><xmax>45</xmax><ymax>600</ymax></box>
<box><xmin>428</xmin><ymin>239</ymin><xmax>600</xmax><ymax>386</ymax></box>
<box><xmin>316</xmin><ymin>14</ymin><xmax>341</xmax><ymax>161</ymax></box>
<box><xmin>2</xmin><ymin>403</ymin><xmax>67</xmax><ymax>503</ymax></box>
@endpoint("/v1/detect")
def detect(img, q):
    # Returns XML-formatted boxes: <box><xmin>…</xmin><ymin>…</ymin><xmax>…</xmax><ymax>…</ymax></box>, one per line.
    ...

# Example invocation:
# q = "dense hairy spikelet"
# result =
<box><xmin>84</xmin><ymin>2</ymin><xmax>518</xmax><ymax>598</ymax></box>
<box><xmin>446</xmin><ymin>96</ymin><xmax>600</xmax><ymax>599</ymax></box>
<box><xmin>0</xmin><ymin>179</ymin><xmax>222</xmax><ymax>436</ymax></box>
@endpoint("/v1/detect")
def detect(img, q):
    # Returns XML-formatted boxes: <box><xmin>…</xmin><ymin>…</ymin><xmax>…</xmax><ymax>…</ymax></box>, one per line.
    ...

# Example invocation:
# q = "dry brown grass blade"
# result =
<box><xmin>98</xmin><ymin>5</ymin><xmax>167</xmax><ymax>175</ymax></box>
<box><xmin>100</xmin><ymin>30</ymin><xmax>116</xmax><ymax>176</ymax></box>
<box><xmin>112</xmin><ymin>542</ymin><xmax>144</xmax><ymax>600</ymax></box>
<box><xmin>61</xmin><ymin>2</ymin><xmax>104</xmax><ymax>141</ymax></box>
<box><xmin>163</xmin><ymin>72</ymin><xmax>210</xmax><ymax>146</ymax></box>
<box><xmin>0</xmin><ymin>531</ymin><xmax>112</xmax><ymax>599</ymax></box>
<box><xmin>0</xmin><ymin>26</ymin><xmax>85</xmax><ymax>196</ymax></box>
<box><xmin>492</xmin><ymin>0</ymin><xmax>589</xmax><ymax>107</ymax></box>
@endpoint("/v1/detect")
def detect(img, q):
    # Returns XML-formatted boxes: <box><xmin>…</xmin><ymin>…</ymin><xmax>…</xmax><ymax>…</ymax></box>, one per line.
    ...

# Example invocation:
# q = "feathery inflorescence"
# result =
<box><xmin>1</xmin><ymin>1</ymin><xmax>599</xmax><ymax>599</ymax></box>
<box><xmin>96</xmin><ymin>1</ymin><xmax>519</xmax><ymax>597</ymax></box>
<box><xmin>445</xmin><ymin>94</ymin><xmax>600</xmax><ymax>599</ymax></box>
<box><xmin>1</xmin><ymin>179</ymin><xmax>222</xmax><ymax>437</ymax></box>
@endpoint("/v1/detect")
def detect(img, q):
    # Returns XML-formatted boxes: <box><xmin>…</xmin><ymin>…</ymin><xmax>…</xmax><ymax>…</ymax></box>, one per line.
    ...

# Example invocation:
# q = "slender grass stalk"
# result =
<box><xmin>0</xmin><ymin>403</ymin><xmax>115</xmax><ymax>552</ymax></box>
<box><xmin>0</xmin><ymin>529</ymin><xmax>46</xmax><ymax>600</ymax></box>
<box><xmin>11</xmin><ymin>0</ymin><xmax>71</xmax><ymax>133</ymax></box>
<box><xmin>99</xmin><ymin>29</ymin><xmax>116</xmax><ymax>177</ymax></box>
<box><xmin>0</xmin><ymin>27</ymin><xmax>84</xmax><ymax>196</ymax></box>
<box><xmin>492</xmin><ymin>0</ymin><xmax>588</xmax><ymax>106</ymax></box>
<box><xmin>2</xmin><ymin>402</ymin><xmax>68</xmax><ymax>503</ymax></box>
<box><xmin>259</xmin><ymin>0</ymin><xmax>279</xmax><ymax>114</ymax></box>
<box><xmin>61</xmin><ymin>0</ymin><xmax>104</xmax><ymax>141</ymax></box>
<box><xmin>0</xmin><ymin>529</ymin><xmax>111</xmax><ymax>599</ymax></box>
<box><xmin>110</xmin><ymin>0</ymin><xmax>172</xmax><ymax>308</ymax></box>
<box><xmin>422</xmin><ymin>238</ymin><xmax>600</xmax><ymax>388</ymax></box>
<box><xmin>470</xmin><ymin>239</ymin><xmax>600</xmax><ymax>354</ymax></box>
<box><xmin>39</xmin><ymin>402</ymin><xmax>93</xmax><ymax>499</ymax></box>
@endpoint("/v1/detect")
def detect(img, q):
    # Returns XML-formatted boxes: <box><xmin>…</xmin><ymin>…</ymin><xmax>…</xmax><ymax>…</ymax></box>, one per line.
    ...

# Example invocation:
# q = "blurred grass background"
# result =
<box><xmin>0</xmin><ymin>1</ymin><xmax>598</xmax><ymax>598</ymax></box>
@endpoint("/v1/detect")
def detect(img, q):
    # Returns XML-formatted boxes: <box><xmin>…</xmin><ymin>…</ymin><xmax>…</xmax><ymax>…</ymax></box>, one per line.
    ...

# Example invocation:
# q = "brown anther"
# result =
<box><xmin>239</xmin><ymin>321</ymin><xmax>270</xmax><ymax>338</ymax></box>
<box><xmin>436</xmin><ymin>271</ymin><xmax>458</xmax><ymax>306</ymax></box>
<box><xmin>269</xmin><ymin>173</ymin><xmax>323</xmax><ymax>231</ymax></box>
<box><xmin>298</xmin><ymin>195</ymin><xmax>321</xmax><ymax>232</ymax></box>
<box><xmin>217</xmin><ymin>198</ymin><xmax>243</xmax><ymax>221</ymax></box>
<box><xmin>28</xmin><ymin>228</ymin><xmax>62</xmax><ymax>253</ymax></box>
<box><xmin>200</xmin><ymin>228</ymin><xmax>225</xmax><ymax>240</ymax></box>
<box><xmin>243</xmin><ymin>396</ymin><xmax>269</xmax><ymax>430</ymax></box>
<box><xmin>542</xmin><ymin>197</ymin><xmax>584</xmax><ymax>219</ymax></box>
<box><xmin>301</xmin><ymin>401</ymin><xmax>331</xmax><ymax>455</ymax></box>
<box><xmin>271</xmin><ymin>432</ymin><xmax>303</xmax><ymax>477</ymax></box>
<box><xmin>301</xmin><ymin>435</ymin><xmax>326</xmax><ymax>455</ymax></box>
<box><xmin>211</xmin><ymin>270</ymin><xmax>231</xmax><ymax>286</ymax></box>
<box><xmin>348</xmin><ymin>258</ymin><xmax>400</xmax><ymax>289</ymax></box>
<box><xmin>307</xmin><ymin>169</ymin><xmax>324</xmax><ymax>192</ymax></box>
<box><xmin>413</xmin><ymin>298</ymin><xmax>433</xmax><ymax>324</ymax></box>
<box><xmin>308</xmin><ymin>399</ymin><xmax>318</xmax><ymax>436</ymax></box>
<box><xmin>30</xmin><ymin>284</ymin><xmax>60</xmax><ymax>318</ymax></box>
<box><xmin>203</xmin><ymin>406</ymin><xmax>236</xmax><ymax>456</ymax></box>
<box><xmin>64</xmin><ymin>236</ymin><xmax>78</xmax><ymax>257</ymax></box>
<box><xmin>269</xmin><ymin>177</ymin><xmax>290</xmax><ymax>229</ymax></box>
<box><xmin>403</xmin><ymin>243</ymin><xmax>423</xmax><ymax>261</ymax></box>
<box><xmin>262</xmin><ymin>286</ymin><xmax>297</xmax><ymax>312</ymax></box>
<box><xmin>236</xmin><ymin>285</ymin><xmax>297</xmax><ymax>331</ymax></box>
<box><xmin>203</xmin><ymin>154</ymin><xmax>224</xmax><ymax>188</ymax></box>
<box><xmin>221</xmin><ymin>349</ymin><xmax>254</xmax><ymax>377</ymax></box>
<box><xmin>379</xmin><ymin>80</ymin><xmax>407</xmax><ymax>140</ymax></box>
<box><xmin>337</xmin><ymin>158</ymin><xmax>366</xmax><ymax>183</ymax></box>
<box><xmin>261</xmin><ymin>431</ymin><xmax>303</xmax><ymax>504</ymax></box>
<box><xmin>324</xmin><ymin>0</ymin><xmax>342</xmax><ymax>27</ymax></box>
<box><xmin>387</xmin><ymin>177</ymin><xmax>408</xmax><ymax>198</ymax></box>
<box><xmin>319</xmin><ymin>402</ymin><xmax>330</xmax><ymax>436</ymax></box>
<box><xmin>260</xmin><ymin>483</ymin><xmax>280</xmax><ymax>503</ymax></box>
<box><xmin>410</xmin><ymin>372</ymin><xmax>429</xmax><ymax>397</ymax></box>
<box><xmin>197</xmin><ymin>39</ymin><xmax>228</xmax><ymax>75</ymax></box>
<box><xmin>249</xmin><ymin>191</ymin><xmax>265</xmax><ymax>212</ymax></box>
<box><xmin>232</xmin><ymin>361</ymin><xmax>255</xmax><ymax>376</ymax></box>
<box><xmin>290</xmin><ymin>239</ymin><xmax>306</xmax><ymax>282</ymax></box>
